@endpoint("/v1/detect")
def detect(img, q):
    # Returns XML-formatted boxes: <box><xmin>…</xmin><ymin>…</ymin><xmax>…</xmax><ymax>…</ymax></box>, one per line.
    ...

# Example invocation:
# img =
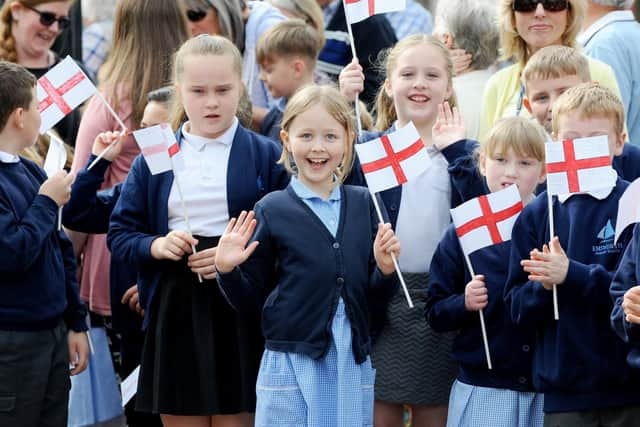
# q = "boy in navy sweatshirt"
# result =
<box><xmin>611</xmin><ymin>223</ymin><xmax>640</xmax><ymax>370</ymax></box>
<box><xmin>504</xmin><ymin>83</ymin><xmax>640</xmax><ymax>426</ymax></box>
<box><xmin>0</xmin><ymin>62</ymin><xmax>88</xmax><ymax>426</ymax></box>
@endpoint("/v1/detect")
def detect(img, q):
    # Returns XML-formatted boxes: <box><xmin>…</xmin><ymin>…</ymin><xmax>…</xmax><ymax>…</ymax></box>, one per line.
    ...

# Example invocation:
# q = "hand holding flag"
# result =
<box><xmin>43</xmin><ymin>131</ymin><xmax>68</xmax><ymax>230</ymax></box>
<box><xmin>450</xmin><ymin>185</ymin><xmax>525</xmax><ymax>370</ymax></box>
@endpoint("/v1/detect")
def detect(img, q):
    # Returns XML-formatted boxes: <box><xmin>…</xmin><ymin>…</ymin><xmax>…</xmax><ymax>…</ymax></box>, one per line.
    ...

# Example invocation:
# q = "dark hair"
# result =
<box><xmin>146</xmin><ymin>86</ymin><xmax>174</xmax><ymax>104</ymax></box>
<box><xmin>0</xmin><ymin>61</ymin><xmax>36</xmax><ymax>131</ymax></box>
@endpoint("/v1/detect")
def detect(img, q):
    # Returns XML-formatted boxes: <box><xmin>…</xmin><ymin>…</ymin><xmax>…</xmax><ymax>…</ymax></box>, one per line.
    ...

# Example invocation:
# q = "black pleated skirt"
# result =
<box><xmin>136</xmin><ymin>236</ymin><xmax>264</xmax><ymax>416</ymax></box>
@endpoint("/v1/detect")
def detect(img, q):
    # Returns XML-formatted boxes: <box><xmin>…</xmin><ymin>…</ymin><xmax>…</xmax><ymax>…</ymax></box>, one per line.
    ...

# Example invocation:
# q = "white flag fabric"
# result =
<box><xmin>132</xmin><ymin>124</ymin><xmax>184</xmax><ymax>175</ymax></box>
<box><xmin>43</xmin><ymin>134</ymin><xmax>67</xmax><ymax>177</ymax></box>
<box><xmin>38</xmin><ymin>56</ymin><xmax>97</xmax><ymax>134</ymax></box>
<box><xmin>450</xmin><ymin>185</ymin><xmax>523</xmax><ymax>256</ymax></box>
<box><xmin>615</xmin><ymin>177</ymin><xmax>640</xmax><ymax>244</ymax></box>
<box><xmin>344</xmin><ymin>0</ymin><xmax>406</xmax><ymax>24</ymax></box>
<box><xmin>354</xmin><ymin>122</ymin><xmax>428</xmax><ymax>193</ymax></box>
<box><xmin>545</xmin><ymin>136</ymin><xmax>616</xmax><ymax>196</ymax></box>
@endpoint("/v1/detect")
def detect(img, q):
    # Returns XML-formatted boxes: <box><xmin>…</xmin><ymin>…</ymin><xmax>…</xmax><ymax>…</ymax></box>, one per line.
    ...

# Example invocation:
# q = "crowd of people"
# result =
<box><xmin>1</xmin><ymin>0</ymin><xmax>640</xmax><ymax>427</ymax></box>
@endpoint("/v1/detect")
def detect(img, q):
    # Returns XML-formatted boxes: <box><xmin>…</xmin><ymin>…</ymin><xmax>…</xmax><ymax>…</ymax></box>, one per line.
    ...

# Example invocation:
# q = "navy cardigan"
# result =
<box><xmin>504</xmin><ymin>181</ymin><xmax>640</xmax><ymax>412</ymax></box>
<box><xmin>108</xmin><ymin>125</ymin><xmax>290</xmax><ymax>328</ymax></box>
<box><xmin>611</xmin><ymin>223</ymin><xmax>640</xmax><ymax>369</ymax></box>
<box><xmin>217</xmin><ymin>184</ymin><xmax>398</xmax><ymax>364</ymax></box>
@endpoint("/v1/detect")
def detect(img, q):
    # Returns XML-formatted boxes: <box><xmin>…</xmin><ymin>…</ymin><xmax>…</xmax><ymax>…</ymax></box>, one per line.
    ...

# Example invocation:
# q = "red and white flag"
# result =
<box><xmin>615</xmin><ymin>177</ymin><xmax>640</xmax><ymax>244</ymax></box>
<box><xmin>451</xmin><ymin>185</ymin><xmax>523</xmax><ymax>255</ymax></box>
<box><xmin>545</xmin><ymin>136</ymin><xmax>616</xmax><ymax>195</ymax></box>
<box><xmin>344</xmin><ymin>0</ymin><xmax>406</xmax><ymax>24</ymax></box>
<box><xmin>38</xmin><ymin>56</ymin><xmax>96</xmax><ymax>134</ymax></box>
<box><xmin>132</xmin><ymin>124</ymin><xmax>184</xmax><ymax>175</ymax></box>
<box><xmin>354</xmin><ymin>122</ymin><xmax>428</xmax><ymax>193</ymax></box>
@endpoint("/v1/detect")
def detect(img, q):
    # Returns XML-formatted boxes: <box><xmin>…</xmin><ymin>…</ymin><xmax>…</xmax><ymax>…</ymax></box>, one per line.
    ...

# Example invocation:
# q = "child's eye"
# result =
<box><xmin>401</xmin><ymin>71</ymin><xmax>414</xmax><ymax>78</ymax></box>
<box><xmin>325</xmin><ymin>133</ymin><xmax>338</xmax><ymax>141</ymax></box>
<box><xmin>494</xmin><ymin>157</ymin><xmax>506</xmax><ymax>163</ymax></box>
<box><xmin>217</xmin><ymin>88</ymin><xmax>230</xmax><ymax>94</ymax></box>
<box><xmin>191</xmin><ymin>88</ymin><xmax>204</xmax><ymax>94</ymax></box>
<box><xmin>427</xmin><ymin>72</ymin><xmax>440</xmax><ymax>79</ymax></box>
<box><xmin>533</xmin><ymin>95</ymin><xmax>548</xmax><ymax>102</ymax></box>
<box><xmin>299</xmin><ymin>132</ymin><xmax>313</xmax><ymax>140</ymax></box>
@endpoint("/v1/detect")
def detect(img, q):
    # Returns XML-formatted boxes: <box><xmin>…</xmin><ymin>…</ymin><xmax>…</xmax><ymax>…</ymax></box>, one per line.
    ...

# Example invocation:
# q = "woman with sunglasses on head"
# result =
<box><xmin>182</xmin><ymin>0</ymin><xmax>285</xmax><ymax>125</ymax></box>
<box><xmin>477</xmin><ymin>0</ymin><xmax>623</xmax><ymax>140</ymax></box>
<box><xmin>0</xmin><ymin>0</ymin><xmax>85</xmax><ymax>144</ymax></box>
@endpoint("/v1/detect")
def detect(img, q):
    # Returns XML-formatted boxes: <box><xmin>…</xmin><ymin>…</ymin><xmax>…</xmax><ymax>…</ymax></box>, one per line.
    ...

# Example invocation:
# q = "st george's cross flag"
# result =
<box><xmin>451</xmin><ymin>185</ymin><xmax>524</xmax><ymax>256</ymax></box>
<box><xmin>38</xmin><ymin>56</ymin><xmax>97</xmax><ymax>134</ymax></box>
<box><xmin>545</xmin><ymin>135</ymin><xmax>616</xmax><ymax>195</ymax></box>
<box><xmin>354</xmin><ymin>122</ymin><xmax>428</xmax><ymax>193</ymax></box>
<box><xmin>132</xmin><ymin>124</ymin><xmax>184</xmax><ymax>175</ymax></box>
<box><xmin>344</xmin><ymin>0</ymin><xmax>406</xmax><ymax>24</ymax></box>
<box><xmin>615</xmin><ymin>178</ymin><xmax>640</xmax><ymax>244</ymax></box>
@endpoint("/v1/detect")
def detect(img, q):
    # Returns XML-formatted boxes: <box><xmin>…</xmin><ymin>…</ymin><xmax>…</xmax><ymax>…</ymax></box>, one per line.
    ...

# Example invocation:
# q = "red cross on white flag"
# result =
<box><xmin>133</xmin><ymin>124</ymin><xmax>184</xmax><ymax>175</ymax></box>
<box><xmin>545</xmin><ymin>136</ymin><xmax>616</xmax><ymax>195</ymax></box>
<box><xmin>37</xmin><ymin>56</ymin><xmax>97</xmax><ymax>134</ymax></box>
<box><xmin>450</xmin><ymin>185</ymin><xmax>523</xmax><ymax>256</ymax></box>
<box><xmin>355</xmin><ymin>122</ymin><xmax>428</xmax><ymax>193</ymax></box>
<box><xmin>344</xmin><ymin>0</ymin><xmax>406</xmax><ymax>24</ymax></box>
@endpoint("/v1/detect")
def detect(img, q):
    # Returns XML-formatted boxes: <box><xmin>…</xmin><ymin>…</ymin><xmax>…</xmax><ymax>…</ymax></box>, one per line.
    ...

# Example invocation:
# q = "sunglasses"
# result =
<box><xmin>512</xmin><ymin>0</ymin><xmax>569</xmax><ymax>13</ymax></box>
<box><xmin>186</xmin><ymin>8</ymin><xmax>208</xmax><ymax>22</ymax></box>
<box><xmin>22</xmin><ymin>4</ymin><xmax>70</xmax><ymax>29</ymax></box>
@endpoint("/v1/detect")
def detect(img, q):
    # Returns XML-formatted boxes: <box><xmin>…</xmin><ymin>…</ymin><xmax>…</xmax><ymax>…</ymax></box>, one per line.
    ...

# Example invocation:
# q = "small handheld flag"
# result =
<box><xmin>344</xmin><ymin>0</ymin><xmax>406</xmax><ymax>24</ymax></box>
<box><xmin>132</xmin><ymin>124</ymin><xmax>184</xmax><ymax>175</ymax></box>
<box><xmin>38</xmin><ymin>56</ymin><xmax>97</xmax><ymax>134</ymax></box>
<box><xmin>355</xmin><ymin>122</ymin><xmax>428</xmax><ymax>193</ymax></box>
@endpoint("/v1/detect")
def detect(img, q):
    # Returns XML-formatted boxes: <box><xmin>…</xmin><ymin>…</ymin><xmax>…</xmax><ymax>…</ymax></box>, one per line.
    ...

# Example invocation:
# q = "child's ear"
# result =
<box><xmin>292</xmin><ymin>58</ymin><xmax>305</xmax><ymax>76</ymax></box>
<box><xmin>614</xmin><ymin>131</ymin><xmax>626</xmax><ymax>156</ymax></box>
<box><xmin>523</xmin><ymin>98</ymin><xmax>532</xmax><ymax>115</ymax></box>
<box><xmin>280</xmin><ymin>129</ymin><xmax>290</xmax><ymax>150</ymax></box>
<box><xmin>478</xmin><ymin>152</ymin><xmax>487</xmax><ymax>177</ymax></box>
<box><xmin>11</xmin><ymin>107</ymin><xmax>25</xmax><ymax>130</ymax></box>
<box><xmin>538</xmin><ymin>164</ymin><xmax>547</xmax><ymax>184</ymax></box>
<box><xmin>383</xmin><ymin>78</ymin><xmax>392</xmax><ymax>98</ymax></box>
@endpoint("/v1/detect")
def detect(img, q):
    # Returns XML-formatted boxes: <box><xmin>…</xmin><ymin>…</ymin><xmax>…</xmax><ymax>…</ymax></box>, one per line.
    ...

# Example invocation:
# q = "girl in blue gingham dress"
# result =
<box><xmin>215</xmin><ymin>86</ymin><xmax>401</xmax><ymax>426</ymax></box>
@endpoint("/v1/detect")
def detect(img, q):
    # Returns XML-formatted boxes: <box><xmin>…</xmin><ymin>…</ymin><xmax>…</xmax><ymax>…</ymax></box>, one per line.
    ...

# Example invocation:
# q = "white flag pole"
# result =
<box><xmin>462</xmin><ymin>252</ymin><xmax>492</xmax><ymax>370</ymax></box>
<box><xmin>370</xmin><ymin>194</ymin><xmax>414</xmax><ymax>308</ymax></box>
<box><xmin>547</xmin><ymin>192</ymin><xmax>559</xmax><ymax>320</ymax></box>
<box><xmin>170</xmin><ymin>159</ymin><xmax>203</xmax><ymax>283</ymax></box>
<box><xmin>46</xmin><ymin>131</ymin><xmax>67</xmax><ymax>231</ymax></box>
<box><xmin>87</xmin><ymin>92</ymin><xmax>128</xmax><ymax>171</ymax></box>
<box><xmin>343</xmin><ymin>0</ymin><xmax>364</xmax><ymax>135</ymax></box>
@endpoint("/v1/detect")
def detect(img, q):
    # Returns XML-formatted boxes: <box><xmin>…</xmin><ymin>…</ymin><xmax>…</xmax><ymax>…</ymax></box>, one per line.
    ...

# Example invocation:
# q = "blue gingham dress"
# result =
<box><xmin>255</xmin><ymin>178</ymin><xmax>376</xmax><ymax>427</ymax></box>
<box><xmin>447</xmin><ymin>380</ymin><xmax>544</xmax><ymax>427</ymax></box>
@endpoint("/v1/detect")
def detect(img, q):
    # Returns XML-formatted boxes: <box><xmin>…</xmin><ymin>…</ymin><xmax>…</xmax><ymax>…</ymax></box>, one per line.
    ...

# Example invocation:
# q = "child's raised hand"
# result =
<box><xmin>521</xmin><ymin>237</ymin><xmax>569</xmax><ymax>290</ymax></box>
<box><xmin>374</xmin><ymin>223</ymin><xmax>400</xmax><ymax>276</ymax></box>
<box><xmin>150</xmin><ymin>230</ymin><xmax>198</xmax><ymax>261</ymax></box>
<box><xmin>215</xmin><ymin>211</ymin><xmax>259</xmax><ymax>274</ymax></box>
<box><xmin>91</xmin><ymin>130</ymin><xmax>127</xmax><ymax>161</ymax></box>
<box><xmin>39</xmin><ymin>170</ymin><xmax>75</xmax><ymax>207</ymax></box>
<box><xmin>339</xmin><ymin>58</ymin><xmax>364</xmax><ymax>102</ymax></box>
<box><xmin>622</xmin><ymin>286</ymin><xmax>640</xmax><ymax>324</ymax></box>
<box><xmin>465</xmin><ymin>274</ymin><xmax>488</xmax><ymax>311</ymax></box>
<box><xmin>188</xmin><ymin>247</ymin><xmax>217</xmax><ymax>280</ymax></box>
<box><xmin>432</xmin><ymin>102</ymin><xmax>465</xmax><ymax>150</ymax></box>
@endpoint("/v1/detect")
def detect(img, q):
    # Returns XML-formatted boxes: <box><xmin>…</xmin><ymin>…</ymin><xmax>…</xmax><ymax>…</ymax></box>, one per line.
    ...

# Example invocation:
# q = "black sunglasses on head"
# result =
<box><xmin>22</xmin><ymin>3</ymin><xmax>70</xmax><ymax>29</ymax></box>
<box><xmin>512</xmin><ymin>0</ymin><xmax>569</xmax><ymax>13</ymax></box>
<box><xmin>186</xmin><ymin>8</ymin><xmax>208</xmax><ymax>22</ymax></box>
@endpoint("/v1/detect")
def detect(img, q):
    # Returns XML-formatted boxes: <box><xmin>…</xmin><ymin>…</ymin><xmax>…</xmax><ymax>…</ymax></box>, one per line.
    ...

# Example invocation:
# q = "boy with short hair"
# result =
<box><xmin>522</xmin><ymin>45</ymin><xmax>640</xmax><ymax>182</ymax></box>
<box><xmin>0</xmin><ymin>61</ymin><xmax>89</xmax><ymax>425</ymax></box>
<box><xmin>505</xmin><ymin>82</ymin><xmax>640</xmax><ymax>426</ymax></box>
<box><xmin>256</xmin><ymin>19</ymin><xmax>322</xmax><ymax>142</ymax></box>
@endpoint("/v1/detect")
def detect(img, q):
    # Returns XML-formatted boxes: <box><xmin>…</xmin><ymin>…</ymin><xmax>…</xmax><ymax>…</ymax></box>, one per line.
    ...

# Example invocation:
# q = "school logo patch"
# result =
<box><xmin>592</xmin><ymin>219</ymin><xmax>623</xmax><ymax>255</ymax></box>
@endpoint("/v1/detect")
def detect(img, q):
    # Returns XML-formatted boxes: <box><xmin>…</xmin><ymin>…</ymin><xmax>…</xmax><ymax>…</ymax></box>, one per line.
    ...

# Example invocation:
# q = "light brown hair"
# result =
<box><xmin>480</xmin><ymin>116</ymin><xmax>547</xmax><ymax>163</ymax></box>
<box><xmin>256</xmin><ymin>19</ymin><xmax>323</xmax><ymax>66</ymax></box>
<box><xmin>280</xmin><ymin>85</ymin><xmax>355</xmax><ymax>182</ymax></box>
<box><xmin>522</xmin><ymin>45</ymin><xmax>590</xmax><ymax>91</ymax></box>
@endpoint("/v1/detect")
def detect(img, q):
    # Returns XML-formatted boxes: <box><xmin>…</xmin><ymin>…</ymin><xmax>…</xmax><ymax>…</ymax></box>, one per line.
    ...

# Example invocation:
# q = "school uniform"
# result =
<box><xmin>62</xmin><ymin>155</ymin><xmax>161</xmax><ymax>427</ymax></box>
<box><xmin>0</xmin><ymin>154</ymin><xmax>87</xmax><ymax>427</ymax></box>
<box><xmin>259</xmin><ymin>98</ymin><xmax>285</xmax><ymax>144</ymax></box>
<box><xmin>108</xmin><ymin>119</ymin><xmax>289</xmax><ymax>416</ymax></box>
<box><xmin>350</xmin><ymin>130</ymin><xmax>479</xmax><ymax>405</ymax></box>
<box><xmin>611</xmin><ymin>224</ymin><xmax>640</xmax><ymax>370</ymax></box>
<box><xmin>613</xmin><ymin>143</ymin><xmax>640</xmax><ymax>182</ymax></box>
<box><xmin>217</xmin><ymin>178</ymin><xmax>398</xmax><ymax>426</ymax></box>
<box><xmin>504</xmin><ymin>181</ymin><xmax>640</xmax><ymax>425</ymax></box>
<box><xmin>427</xmin><ymin>227</ymin><xmax>543</xmax><ymax>427</ymax></box>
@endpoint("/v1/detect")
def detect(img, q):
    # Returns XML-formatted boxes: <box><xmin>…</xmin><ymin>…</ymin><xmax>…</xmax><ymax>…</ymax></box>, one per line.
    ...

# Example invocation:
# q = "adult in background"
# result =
<box><xmin>183</xmin><ymin>0</ymin><xmax>285</xmax><ymax>121</ymax></box>
<box><xmin>433</xmin><ymin>0</ymin><xmax>500</xmax><ymax>139</ymax></box>
<box><xmin>80</xmin><ymin>0</ymin><xmax>116</xmax><ymax>82</ymax></box>
<box><xmin>316</xmin><ymin>0</ymin><xmax>396</xmax><ymax>107</ymax></box>
<box><xmin>267</xmin><ymin>0</ymin><xmax>324</xmax><ymax>37</ymax></box>
<box><xmin>385</xmin><ymin>0</ymin><xmax>433</xmax><ymax>39</ymax></box>
<box><xmin>579</xmin><ymin>0</ymin><xmax>640</xmax><ymax>145</ymax></box>
<box><xmin>0</xmin><ymin>0</ymin><xmax>82</xmax><ymax>144</ymax></box>
<box><xmin>478</xmin><ymin>0</ymin><xmax>623</xmax><ymax>140</ymax></box>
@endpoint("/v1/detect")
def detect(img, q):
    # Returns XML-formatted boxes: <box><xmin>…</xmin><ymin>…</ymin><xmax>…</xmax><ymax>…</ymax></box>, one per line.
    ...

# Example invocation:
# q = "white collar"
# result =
<box><xmin>557</xmin><ymin>185</ymin><xmax>614</xmax><ymax>203</ymax></box>
<box><xmin>0</xmin><ymin>150</ymin><xmax>19</xmax><ymax>163</ymax></box>
<box><xmin>181</xmin><ymin>117</ymin><xmax>238</xmax><ymax>151</ymax></box>
<box><xmin>578</xmin><ymin>10</ymin><xmax>635</xmax><ymax>47</ymax></box>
